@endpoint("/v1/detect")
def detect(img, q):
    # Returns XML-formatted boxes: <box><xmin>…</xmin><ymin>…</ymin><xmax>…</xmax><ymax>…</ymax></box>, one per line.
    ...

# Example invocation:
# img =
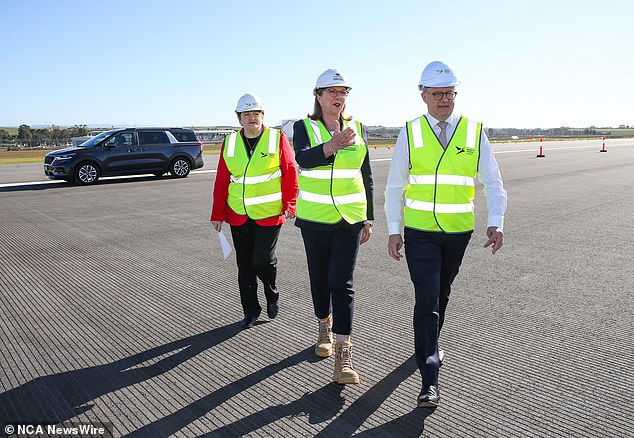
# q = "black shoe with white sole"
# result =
<box><xmin>267</xmin><ymin>302</ymin><xmax>279</xmax><ymax>319</ymax></box>
<box><xmin>418</xmin><ymin>384</ymin><xmax>440</xmax><ymax>408</ymax></box>
<box><xmin>240</xmin><ymin>315</ymin><xmax>258</xmax><ymax>329</ymax></box>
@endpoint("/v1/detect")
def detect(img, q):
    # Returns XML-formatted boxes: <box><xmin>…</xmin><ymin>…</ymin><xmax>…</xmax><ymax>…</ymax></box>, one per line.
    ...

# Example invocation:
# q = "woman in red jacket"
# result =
<box><xmin>211</xmin><ymin>93</ymin><xmax>298</xmax><ymax>329</ymax></box>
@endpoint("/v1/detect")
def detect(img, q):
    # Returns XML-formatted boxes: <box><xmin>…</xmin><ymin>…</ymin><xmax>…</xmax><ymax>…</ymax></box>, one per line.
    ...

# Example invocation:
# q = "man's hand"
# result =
<box><xmin>360</xmin><ymin>222</ymin><xmax>372</xmax><ymax>245</ymax></box>
<box><xmin>484</xmin><ymin>226</ymin><xmax>504</xmax><ymax>254</ymax></box>
<box><xmin>388</xmin><ymin>234</ymin><xmax>404</xmax><ymax>261</ymax></box>
<box><xmin>211</xmin><ymin>221</ymin><xmax>223</xmax><ymax>232</ymax></box>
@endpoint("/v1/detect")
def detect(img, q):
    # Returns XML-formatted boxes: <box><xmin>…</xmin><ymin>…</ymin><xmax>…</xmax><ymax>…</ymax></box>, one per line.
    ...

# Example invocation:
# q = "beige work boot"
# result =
<box><xmin>315</xmin><ymin>315</ymin><xmax>334</xmax><ymax>357</ymax></box>
<box><xmin>333</xmin><ymin>341</ymin><xmax>360</xmax><ymax>384</ymax></box>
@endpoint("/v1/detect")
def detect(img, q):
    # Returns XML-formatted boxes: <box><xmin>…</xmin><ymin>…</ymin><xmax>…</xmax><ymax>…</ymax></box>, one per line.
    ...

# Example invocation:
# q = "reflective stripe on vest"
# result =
<box><xmin>223</xmin><ymin>128</ymin><xmax>283</xmax><ymax>219</ymax></box>
<box><xmin>404</xmin><ymin>116</ymin><xmax>481</xmax><ymax>232</ymax></box>
<box><xmin>297</xmin><ymin>118</ymin><xmax>367</xmax><ymax>224</ymax></box>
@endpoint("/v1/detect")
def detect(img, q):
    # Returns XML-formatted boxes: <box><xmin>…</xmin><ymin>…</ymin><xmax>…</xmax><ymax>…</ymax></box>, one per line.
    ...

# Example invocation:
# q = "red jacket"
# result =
<box><xmin>210</xmin><ymin>126</ymin><xmax>298</xmax><ymax>226</ymax></box>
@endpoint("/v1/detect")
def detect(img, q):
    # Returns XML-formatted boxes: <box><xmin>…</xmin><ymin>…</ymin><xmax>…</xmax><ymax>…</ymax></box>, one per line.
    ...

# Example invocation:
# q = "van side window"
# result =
<box><xmin>171</xmin><ymin>131</ymin><xmax>197</xmax><ymax>142</ymax></box>
<box><xmin>117</xmin><ymin>133</ymin><xmax>135</xmax><ymax>146</ymax></box>
<box><xmin>139</xmin><ymin>131</ymin><xmax>169</xmax><ymax>145</ymax></box>
<box><xmin>105</xmin><ymin>133</ymin><xmax>136</xmax><ymax>147</ymax></box>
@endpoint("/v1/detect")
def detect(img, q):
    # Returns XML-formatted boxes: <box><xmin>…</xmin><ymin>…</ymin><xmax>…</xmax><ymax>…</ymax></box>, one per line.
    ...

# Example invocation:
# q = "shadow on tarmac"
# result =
<box><xmin>0</xmin><ymin>323</ymin><xmax>242</xmax><ymax>434</ymax></box>
<box><xmin>0</xmin><ymin>325</ymin><xmax>431</xmax><ymax>437</ymax></box>
<box><xmin>131</xmin><ymin>353</ymin><xmax>429</xmax><ymax>438</ymax></box>
<box><xmin>312</xmin><ymin>355</ymin><xmax>431</xmax><ymax>438</ymax></box>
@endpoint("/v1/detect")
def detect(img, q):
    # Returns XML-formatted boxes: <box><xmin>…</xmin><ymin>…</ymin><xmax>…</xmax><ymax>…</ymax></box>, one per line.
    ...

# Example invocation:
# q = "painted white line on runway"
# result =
<box><xmin>0</xmin><ymin>180</ymin><xmax>65</xmax><ymax>188</ymax></box>
<box><xmin>1</xmin><ymin>144</ymin><xmax>621</xmax><ymax>188</ymax></box>
<box><xmin>495</xmin><ymin>144</ymin><xmax>616</xmax><ymax>154</ymax></box>
<box><xmin>0</xmin><ymin>169</ymin><xmax>217</xmax><ymax>189</ymax></box>
<box><xmin>370</xmin><ymin>143</ymin><xmax>613</xmax><ymax>158</ymax></box>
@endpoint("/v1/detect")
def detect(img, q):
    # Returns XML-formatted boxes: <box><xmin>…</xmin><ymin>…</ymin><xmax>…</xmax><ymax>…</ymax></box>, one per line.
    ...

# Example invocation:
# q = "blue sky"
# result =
<box><xmin>2</xmin><ymin>0</ymin><xmax>633</xmax><ymax>129</ymax></box>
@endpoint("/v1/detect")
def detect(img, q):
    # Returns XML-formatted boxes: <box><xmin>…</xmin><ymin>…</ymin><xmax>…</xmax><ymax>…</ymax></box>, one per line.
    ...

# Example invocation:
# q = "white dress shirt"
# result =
<box><xmin>384</xmin><ymin>113</ymin><xmax>507</xmax><ymax>235</ymax></box>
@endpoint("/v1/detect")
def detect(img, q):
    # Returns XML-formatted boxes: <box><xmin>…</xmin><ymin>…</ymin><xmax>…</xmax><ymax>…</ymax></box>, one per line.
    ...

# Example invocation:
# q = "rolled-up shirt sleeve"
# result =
<box><xmin>477</xmin><ymin>129</ymin><xmax>507</xmax><ymax>229</ymax></box>
<box><xmin>384</xmin><ymin>127</ymin><xmax>409</xmax><ymax>235</ymax></box>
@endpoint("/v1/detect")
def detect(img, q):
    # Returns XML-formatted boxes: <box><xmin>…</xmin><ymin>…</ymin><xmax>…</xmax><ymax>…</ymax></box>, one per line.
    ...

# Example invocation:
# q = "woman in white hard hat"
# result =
<box><xmin>293</xmin><ymin>69</ymin><xmax>374</xmax><ymax>384</ymax></box>
<box><xmin>211</xmin><ymin>93</ymin><xmax>298</xmax><ymax>329</ymax></box>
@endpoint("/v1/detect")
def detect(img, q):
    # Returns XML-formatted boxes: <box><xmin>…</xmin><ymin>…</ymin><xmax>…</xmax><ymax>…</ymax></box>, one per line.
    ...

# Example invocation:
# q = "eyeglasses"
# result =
<box><xmin>324</xmin><ymin>88</ymin><xmax>349</xmax><ymax>98</ymax></box>
<box><xmin>426</xmin><ymin>91</ymin><xmax>457</xmax><ymax>101</ymax></box>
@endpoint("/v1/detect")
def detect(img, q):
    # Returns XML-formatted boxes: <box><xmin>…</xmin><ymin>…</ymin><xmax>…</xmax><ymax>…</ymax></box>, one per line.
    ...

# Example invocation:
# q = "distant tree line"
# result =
<box><xmin>1</xmin><ymin>124</ymin><xmax>89</xmax><ymax>148</ymax></box>
<box><xmin>1</xmin><ymin>123</ymin><xmax>629</xmax><ymax>148</ymax></box>
<box><xmin>366</xmin><ymin>126</ymin><xmax>401</xmax><ymax>139</ymax></box>
<box><xmin>488</xmin><ymin>126</ymin><xmax>605</xmax><ymax>139</ymax></box>
<box><xmin>366</xmin><ymin>125</ymin><xmax>624</xmax><ymax>140</ymax></box>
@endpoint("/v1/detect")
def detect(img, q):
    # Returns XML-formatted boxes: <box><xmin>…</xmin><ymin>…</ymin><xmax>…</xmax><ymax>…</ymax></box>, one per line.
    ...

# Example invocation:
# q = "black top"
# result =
<box><xmin>241</xmin><ymin>132</ymin><xmax>262</xmax><ymax>158</ymax></box>
<box><xmin>293</xmin><ymin>118</ymin><xmax>374</xmax><ymax>231</ymax></box>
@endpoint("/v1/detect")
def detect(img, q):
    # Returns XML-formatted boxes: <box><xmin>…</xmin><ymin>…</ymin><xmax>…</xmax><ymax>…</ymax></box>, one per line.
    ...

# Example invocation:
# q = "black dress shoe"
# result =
<box><xmin>267</xmin><ymin>302</ymin><xmax>279</xmax><ymax>319</ymax></box>
<box><xmin>418</xmin><ymin>384</ymin><xmax>440</xmax><ymax>408</ymax></box>
<box><xmin>240</xmin><ymin>315</ymin><xmax>258</xmax><ymax>329</ymax></box>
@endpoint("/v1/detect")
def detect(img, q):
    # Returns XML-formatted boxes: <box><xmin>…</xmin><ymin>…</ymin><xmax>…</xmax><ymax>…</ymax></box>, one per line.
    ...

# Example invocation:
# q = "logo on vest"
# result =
<box><xmin>455</xmin><ymin>145</ymin><xmax>474</xmax><ymax>156</ymax></box>
<box><xmin>260</xmin><ymin>151</ymin><xmax>275</xmax><ymax>158</ymax></box>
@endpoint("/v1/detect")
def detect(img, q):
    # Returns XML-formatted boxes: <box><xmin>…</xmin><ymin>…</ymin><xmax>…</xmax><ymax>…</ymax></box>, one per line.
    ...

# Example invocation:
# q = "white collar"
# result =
<box><xmin>425</xmin><ymin>113</ymin><xmax>460</xmax><ymax>128</ymax></box>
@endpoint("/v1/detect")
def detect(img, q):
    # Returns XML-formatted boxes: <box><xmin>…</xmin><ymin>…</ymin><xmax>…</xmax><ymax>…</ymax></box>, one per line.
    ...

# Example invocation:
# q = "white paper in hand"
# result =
<box><xmin>217</xmin><ymin>230</ymin><xmax>233</xmax><ymax>261</ymax></box>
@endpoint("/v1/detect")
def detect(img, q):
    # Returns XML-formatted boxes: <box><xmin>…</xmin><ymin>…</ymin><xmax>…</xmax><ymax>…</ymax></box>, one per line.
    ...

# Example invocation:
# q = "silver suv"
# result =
<box><xmin>44</xmin><ymin>128</ymin><xmax>205</xmax><ymax>185</ymax></box>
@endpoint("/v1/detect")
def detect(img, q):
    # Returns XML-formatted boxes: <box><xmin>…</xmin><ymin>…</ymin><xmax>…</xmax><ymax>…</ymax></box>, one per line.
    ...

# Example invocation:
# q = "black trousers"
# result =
<box><xmin>404</xmin><ymin>227</ymin><xmax>472</xmax><ymax>387</ymax></box>
<box><xmin>300</xmin><ymin>227</ymin><xmax>362</xmax><ymax>335</ymax></box>
<box><xmin>230</xmin><ymin>219</ymin><xmax>281</xmax><ymax>318</ymax></box>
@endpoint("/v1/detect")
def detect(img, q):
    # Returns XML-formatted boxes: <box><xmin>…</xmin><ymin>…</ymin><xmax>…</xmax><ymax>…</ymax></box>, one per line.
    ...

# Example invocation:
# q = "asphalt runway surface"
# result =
<box><xmin>1</xmin><ymin>138</ymin><xmax>633</xmax><ymax>437</ymax></box>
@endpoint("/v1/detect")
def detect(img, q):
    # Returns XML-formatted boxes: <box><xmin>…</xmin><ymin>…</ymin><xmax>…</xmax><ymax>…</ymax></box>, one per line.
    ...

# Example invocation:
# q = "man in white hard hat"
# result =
<box><xmin>211</xmin><ymin>93</ymin><xmax>298</xmax><ymax>329</ymax></box>
<box><xmin>384</xmin><ymin>61</ymin><xmax>507</xmax><ymax>407</ymax></box>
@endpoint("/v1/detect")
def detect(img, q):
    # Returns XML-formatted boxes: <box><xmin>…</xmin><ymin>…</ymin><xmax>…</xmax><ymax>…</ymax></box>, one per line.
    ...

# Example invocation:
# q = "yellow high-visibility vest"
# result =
<box><xmin>297</xmin><ymin>118</ymin><xmax>367</xmax><ymax>224</ymax></box>
<box><xmin>404</xmin><ymin>116</ymin><xmax>481</xmax><ymax>232</ymax></box>
<box><xmin>223</xmin><ymin>128</ymin><xmax>282</xmax><ymax>219</ymax></box>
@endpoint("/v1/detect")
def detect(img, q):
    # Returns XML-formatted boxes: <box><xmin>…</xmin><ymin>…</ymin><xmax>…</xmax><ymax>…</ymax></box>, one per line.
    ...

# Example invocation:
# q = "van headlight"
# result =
<box><xmin>52</xmin><ymin>154</ymin><xmax>75</xmax><ymax>163</ymax></box>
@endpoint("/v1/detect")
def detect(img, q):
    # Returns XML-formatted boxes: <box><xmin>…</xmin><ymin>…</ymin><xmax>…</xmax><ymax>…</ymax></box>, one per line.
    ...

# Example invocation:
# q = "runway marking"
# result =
<box><xmin>369</xmin><ymin>142</ymin><xmax>628</xmax><ymax>157</ymax></box>
<box><xmin>0</xmin><ymin>169</ymin><xmax>216</xmax><ymax>188</ymax></box>
<box><xmin>0</xmin><ymin>180</ymin><xmax>65</xmax><ymax>188</ymax></box>
<box><xmin>494</xmin><ymin>144</ymin><xmax>620</xmax><ymax>154</ymax></box>
<box><xmin>1</xmin><ymin>143</ymin><xmax>625</xmax><ymax>189</ymax></box>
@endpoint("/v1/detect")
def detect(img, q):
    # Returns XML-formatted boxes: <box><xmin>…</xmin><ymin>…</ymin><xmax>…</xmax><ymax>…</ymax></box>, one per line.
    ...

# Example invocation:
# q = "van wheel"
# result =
<box><xmin>170</xmin><ymin>158</ymin><xmax>190</xmax><ymax>178</ymax></box>
<box><xmin>74</xmin><ymin>162</ymin><xmax>100</xmax><ymax>185</ymax></box>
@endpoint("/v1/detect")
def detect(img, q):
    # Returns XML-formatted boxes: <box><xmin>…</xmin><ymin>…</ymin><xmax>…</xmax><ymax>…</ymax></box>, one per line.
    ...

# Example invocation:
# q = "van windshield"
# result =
<box><xmin>79</xmin><ymin>130</ymin><xmax>120</xmax><ymax>147</ymax></box>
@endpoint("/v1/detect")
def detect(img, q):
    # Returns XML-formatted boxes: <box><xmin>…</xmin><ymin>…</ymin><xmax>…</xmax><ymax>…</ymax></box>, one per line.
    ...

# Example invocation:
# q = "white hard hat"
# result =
<box><xmin>313</xmin><ymin>69</ymin><xmax>351</xmax><ymax>95</ymax></box>
<box><xmin>418</xmin><ymin>61</ymin><xmax>460</xmax><ymax>90</ymax></box>
<box><xmin>235</xmin><ymin>93</ymin><xmax>264</xmax><ymax>113</ymax></box>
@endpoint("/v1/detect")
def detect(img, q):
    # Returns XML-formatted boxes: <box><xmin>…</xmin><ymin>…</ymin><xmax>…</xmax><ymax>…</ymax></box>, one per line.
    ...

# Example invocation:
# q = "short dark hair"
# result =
<box><xmin>235</xmin><ymin>110</ymin><xmax>263</xmax><ymax>123</ymax></box>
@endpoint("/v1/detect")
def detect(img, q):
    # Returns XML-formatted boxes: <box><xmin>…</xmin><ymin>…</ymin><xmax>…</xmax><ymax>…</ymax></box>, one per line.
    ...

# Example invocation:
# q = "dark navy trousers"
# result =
<box><xmin>300</xmin><ymin>227</ymin><xmax>362</xmax><ymax>335</ymax></box>
<box><xmin>404</xmin><ymin>227</ymin><xmax>472</xmax><ymax>387</ymax></box>
<box><xmin>230</xmin><ymin>219</ymin><xmax>281</xmax><ymax>318</ymax></box>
